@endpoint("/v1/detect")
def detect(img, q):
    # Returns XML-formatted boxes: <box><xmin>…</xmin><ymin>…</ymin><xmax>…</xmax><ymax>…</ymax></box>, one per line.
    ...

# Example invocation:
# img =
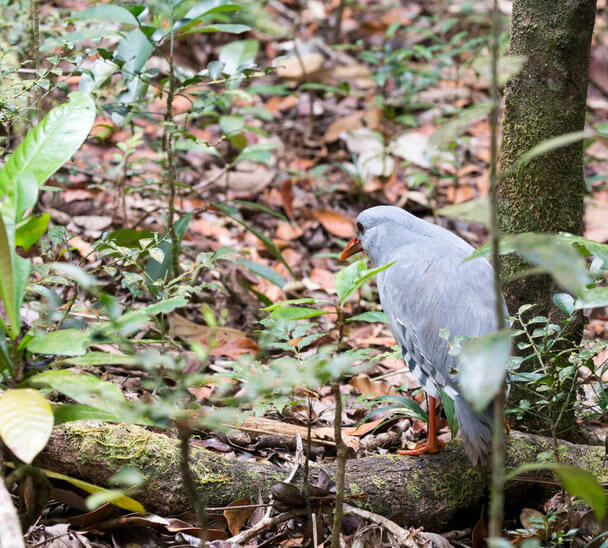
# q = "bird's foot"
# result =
<box><xmin>397</xmin><ymin>437</ymin><xmax>445</xmax><ymax>456</ymax></box>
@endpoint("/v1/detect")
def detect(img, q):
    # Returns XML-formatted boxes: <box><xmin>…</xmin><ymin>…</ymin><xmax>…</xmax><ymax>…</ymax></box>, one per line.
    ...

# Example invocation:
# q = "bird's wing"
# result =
<box><xmin>378</xmin><ymin>244</ymin><xmax>499</xmax><ymax>392</ymax></box>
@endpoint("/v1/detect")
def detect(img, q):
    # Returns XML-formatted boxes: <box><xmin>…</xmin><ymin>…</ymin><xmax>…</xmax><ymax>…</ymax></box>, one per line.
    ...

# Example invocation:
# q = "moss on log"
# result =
<box><xmin>35</xmin><ymin>422</ymin><xmax>608</xmax><ymax>531</ymax></box>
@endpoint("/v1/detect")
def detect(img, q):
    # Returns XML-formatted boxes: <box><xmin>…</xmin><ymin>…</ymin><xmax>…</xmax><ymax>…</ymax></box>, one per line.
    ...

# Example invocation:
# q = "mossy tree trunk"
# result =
<box><xmin>498</xmin><ymin>0</ymin><xmax>596</xmax><ymax>437</ymax></box>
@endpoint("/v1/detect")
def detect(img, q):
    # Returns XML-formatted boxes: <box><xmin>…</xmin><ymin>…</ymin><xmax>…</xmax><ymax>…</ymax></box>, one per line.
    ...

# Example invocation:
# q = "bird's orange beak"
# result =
<box><xmin>340</xmin><ymin>236</ymin><xmax>363</xmax><ymax>261</ymax></box>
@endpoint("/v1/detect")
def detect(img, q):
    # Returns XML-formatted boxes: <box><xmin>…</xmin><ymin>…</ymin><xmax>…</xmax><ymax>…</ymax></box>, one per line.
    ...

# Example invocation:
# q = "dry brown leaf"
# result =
<box><xmin>68</xmin><ymin>235</ymin><xmax>96</xmax><ymax>263</ymax></box>
<box><xmin>446</xmin><ymin>185</ymin><xmax>476</xmax><ymax>204</ymax></box>
<box><xmin>585</xmin><ymin>198</ymin><xmax>608</xmax><ymax>242</ymax></box>
<box><xmin>169</xmin><ymin>314</ymin><xmax>259</xmax><ymax>359</ymax></box>
<box><xmin>344</xmin><ymin>418</ymin><xmax>385</xmax><ymax>437</ymax></box>
<box><xmin>280</xmin><ymin>179</ymin><xmax>295</xmax><ymax>220</ymax></box>
<box><xmin>224</xmin><ymin>498</ymin><xmax>254</xmax><ymax>536</ymax></box>
<box><xmin>275</xmin><ymin>53</ymin><xmax>324</xmax><ymax>80</ymax></box>
<box><xmin>73</xmin><ymin>215</ymin><xmax>113</xmax><ymax>231</ymax></box>
<box><xmin>308</xmin><ymin>267</ymin><xmax>335</xmax><ymax>291</ymax></box>
<box><xmin>312</xmin><ymin>209</ymin><xmax>354</xmax><ymax>238</ymax></box>
<box><xmin>64</xmin><ymin>189</ymin><xmax>98</xmax><ymax>203</ymax></box>
<box><xmin>276</xmin><ymin>220</ymin><xmax>303</xmax><ymax>240</ymax></box>
<box><xmin>264</xmin><ymin>95</ymin><xmax>298</xmax><ymax>114</ymax></box>
<box><xmin>349</xmin><ymin>374</ymin><xmax>393</xmax><ymax>397</ymax></box>
<box><xmin>323</xmin><ymin>108</ymin><xmax>382</xmax><ymax>143</ymax></box>
<box><xmin>317</xmin><ymin>63</ymin><xmax>375</xmax><ymax>89</ymax></box>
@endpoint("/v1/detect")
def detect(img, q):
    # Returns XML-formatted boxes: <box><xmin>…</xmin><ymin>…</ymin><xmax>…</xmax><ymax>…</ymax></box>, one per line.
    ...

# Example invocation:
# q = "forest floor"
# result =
<box><xmin>8</xmin><ymin>0</ymin><xmax>608</xmax><ymax>546</ymax></box>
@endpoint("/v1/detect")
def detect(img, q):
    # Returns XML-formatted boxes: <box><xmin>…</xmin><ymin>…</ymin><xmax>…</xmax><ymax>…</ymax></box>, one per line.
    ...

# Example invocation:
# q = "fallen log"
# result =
<box><xmin>35</xmin><ymin>421</ymin><xmax>608</xmax><ymax>531</ymax></box>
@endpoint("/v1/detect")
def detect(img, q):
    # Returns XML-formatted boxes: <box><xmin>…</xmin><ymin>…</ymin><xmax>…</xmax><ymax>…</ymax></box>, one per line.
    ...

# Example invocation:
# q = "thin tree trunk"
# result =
<box><xmin>498</xmin><ymin>0</ymin><xmax>596</xmax><ymax>437</ymax></box>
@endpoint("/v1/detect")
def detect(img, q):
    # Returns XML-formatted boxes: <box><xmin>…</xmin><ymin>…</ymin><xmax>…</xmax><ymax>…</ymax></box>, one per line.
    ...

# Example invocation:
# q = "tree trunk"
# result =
<box><xmin>35</xmin><ymin>422</ymin><xmax>608</xmax><ymax>533</ymax></box>
<box><xmin>498</xmin><ymin>0</ymin><xmax>596</xmax><ymax>437</ymax></box>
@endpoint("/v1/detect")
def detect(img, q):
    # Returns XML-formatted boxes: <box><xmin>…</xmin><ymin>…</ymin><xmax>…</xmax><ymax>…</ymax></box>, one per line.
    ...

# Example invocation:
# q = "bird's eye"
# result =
<box><xmin>357</xmin><ymin>222</ymin><xmax>364</xmax><ymax>234</ymax></box>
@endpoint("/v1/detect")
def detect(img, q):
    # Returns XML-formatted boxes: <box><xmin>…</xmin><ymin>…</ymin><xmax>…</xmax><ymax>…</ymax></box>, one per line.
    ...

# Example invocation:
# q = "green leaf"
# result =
<box><xmin>40</xmin><ymin>467</ymin><xmax>145</xmax><ymax>513</ymax></box>
<box><xmin>506</xmin><ymin>463</ymin><xmax>606</xmax><ymax>520</ymax></box>
<box><xmin>52</xmin><ymin>403</ymin><xmax>120</xmax><ymax>424</ymax></box>
<box><xmin>0</xmin><ymin>215</ymin><xmax>18</xmax><ymax>338</ymax></box>
<box><xmin>430</xmin><ymin>103</ymin><xmax>493</xmax><ymax>148</ymax></box>
<box><xmin>27</xmin><ymin>329</ymin><xmax>91</xmax><ymax>356</ymax></box>
<box><xmin>457</xmin><ymin>330</ymin><xmax>512</xmax><ymax>412</ymax></box>
<box><xmin>219</xmin><ymin>39</ymin><xmax>259</xmax><ymax>75</ymax></box>
<box><xmin>436</xmin><ymin>196</ymin><xmax>489</xmax><ymax>227</ymax></box>
<box><xmin>269</xmin><ymin>307</ymin><xmax>327</xmax><ymax>321</ymax></box>
<box><xmin>0</xmin><ymin>389</ymin><xmax>53</xmax><ymax>463</ymax></box>
<box><xmin>346</xmin><ymin>311</ymin><xmax>390</xmax><ymax>323</ymax></box>
<box><xmin>28</xmin><ymin>370</ymin><xmax>129</xmax><ymax>416</ymax></box>
<box><xmin>58</xmin><ymin>352</ymin><xmax>138</xmax><ymax>367</ymax></box>
<box><xmin>516</xmin><ymin>130</ymin><xmax>593</xmax><ymax>169</ymax></box>
<box><xmin>51</xmin><ymin>263</ymin><xmax>98</xmax><ymax>290</ymax></box>
<box><xmin>70</xmin><ymin>5</ymin><xmax>140</xmax><ymax>25</ymax></box>
<box><xmin>368</xmin><ymin>395</ymin><xmax>428</xmax><ymax>423</ymax></box>
<box><xmin>145</xmin><ymin>214</ymin><xmax>191</xmax><ymax>281</ymax></box>
<box><xmin>116</xmin><ymin>29</ymin><xmax>154</xmax><ymax>76</ymax></box>
<box><xmin>466</xmin><ymin>233</ymin><xmax>592</xmax><ymax>297</ymax></box>
<box><xmin>336</xmin><ymin>259</ymin><xmax>396</xmax><ymax>305</ymax></box>
<box><xmin>15</xmin><ymin>213</ymin><xmax>50</xmax><ymax>250</ymax></box>
<box><xmin>236</xmin><ymin>259</ymin><xmax>285</xmax><ymax>288</ymax></box>
<box><xmin>262</xmin><ymin>298</ymin><xmax>317</xmax><ymax>311</ymax></box>
<box><xmin>0</xmin><ymin>92</ymin><xmax>95</xmax><ymax>223</ymax></box>
<box><xmin>184</xmin><ymin>0</ymin><xmax>243</xmax><ymax>18</ymax></box>
<box><xmin>179</xmin><ymin>23</ymin><xmax>250</xmax><ymax>36</ymax></box>
<box><xmin>236</xmin><ymin>143</ymin><xmax>276</xmax><ymax>165</ymax></box>
<box><xmin>574</xmin><ymin>287</ymin><xmax>608</xmax><ymax>310</ymax></box>
<box><xmin>553</xmin><ymin>293</ymin><xmax>574</xmax><ymax>315</ymax></box>
<box><xmin>439</xmin><ymin>387</ymin><xmax>458</xmax><ymax>438</ymax></box>
<box><xmin>219</xmin><ymin>115</ymin><xmax>244</xmax><ymax>135</ymax></box>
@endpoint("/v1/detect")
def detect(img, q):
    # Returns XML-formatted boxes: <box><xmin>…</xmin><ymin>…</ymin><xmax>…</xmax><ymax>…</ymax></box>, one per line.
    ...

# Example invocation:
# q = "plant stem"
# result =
<box><xmin>488</xmin><ymin>0</ymin><xmax>506</xmax><ymax>539</ymax></box>
<box><xmin>330</xmin><ymin>381</ymin><xmax>345</xmax><ymax>548</ymax></box>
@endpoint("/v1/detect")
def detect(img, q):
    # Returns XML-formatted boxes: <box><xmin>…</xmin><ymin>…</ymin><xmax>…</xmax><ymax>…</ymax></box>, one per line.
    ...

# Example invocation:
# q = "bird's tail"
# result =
<box><xmin>454</xmin><ymin>396</ymin><xmax>492</xmax><ymax>467</ymax></box>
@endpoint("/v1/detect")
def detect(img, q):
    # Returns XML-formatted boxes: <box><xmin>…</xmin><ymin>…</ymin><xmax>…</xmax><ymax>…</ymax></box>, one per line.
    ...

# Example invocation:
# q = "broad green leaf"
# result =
<box><xmin>236</xmin><ymin>143</ymin><xmax>276</xmax><ymax>165</ymax></box>
<box><xmin>80</xmin><ymin>58</ymin><xmax>119</xmax><ymax>94</ymax></box>
<box><xmin>184</xmin><ymin>0</ymin><xmax>243</xmax><ymax>18</ymax></box>
<box><xmin>574</xmin><ymin>287</ymin><xmax>608</xmax><ymax>310</ymax></box>
<box><xmin>13</xmin><ymin>255</ymin><xmax>31</xmax><ymax>326</ymax></box>
<box><xmin>27</xmin><ymin>329</ymin><xmax>91</xmax><ymax>356</ymax></box>
<box><xmin>466</xmin><ymin>233</ymin><xmax>592</xmax><ymax>297</ymax></box>
<box><xmin>516</xmin><ymin>130</ymin><xmax>593</xmax><ymax>169</ymax></box>
<box><xmin>507</xmin><ymin>463</ymin><xmax>606</xmax><ymax>520</ymax></box>
<box><xmin>116</xmin><ymin>29</ymin><xmax>154</xmax><ymax>76</ymax></box>
<box><xmin>559</xmin><ymin>232</ymin><xmax>608</xmax><ymax>266</ymax></box>
<box><xmin>553</xmin><ymin>293</ymin><xmax>575</xmax><ymax>315</ymax></box>
<box><xmin>0</xmin><ymin>389</ymin><xmax>53</xmax><ymax>463</ymax></box>
<box><xmin>219</xmin><ymin>115</ymin><xmax>244</xmax><ymax>135</ymax></box>
<box><xmin>0</xmin><ymin>92</ymin><xmax>95</xmax><ymax>222</ymax></box>
<box><xmin>145</xmin><ymin>214</ymin><xmax>191</xmax><ymax>281</ymax></box>
<box><xmin>436</xmin><ymin>196</ymin><xmax>489</xmax><ymax>227</ymax></box>
<box><xmin>336</xmin><ymin>259</ymin><xmax>396</xmax><ymax>304</ymax></box>
<box><xmin>51</xmin><ymin>263</ymin><xmax>98</xmax><ymax>290</ymax></box>
<box><xmin>58</xmin><ymin>352</ymin><xmax>138</xmax><ymax>367</ymax></box>
<box><xmin>269</xmin><ymin>307</ymin><xmax>327</xmax><ymax>321</ymax></box>
<box><xmin>28</xmin><ymin>370</ymin><xmax>129</xmax><ymax>416</ymax></box>
<box><xmin>236</xmin><ymin>259</ymin><xmax>285</xmax><ymax>288</ymax></box>
<box><xmin>367</xmin><ymin>395</ymin><xmax>428</xmax><ymax>423</ymax></box>
<box><xmin>15</xmin><ymin>213</ymin><xmax>50</xmax><ymax>250</ymax></box>
<box><xmin>457</xmin><ymin>330</ymin><xmax>512</xmax><ymax>412</ymax></box>
<box><xmin>263</xmin><ymin>298</ymin><xmax>317</xmax><ymax>311</ymax></box>
<box><xmin>52</xmin><ymin>403</ymin><xmax>121</xmax><ymax>424</ymax></box>
<box><xmin>0</xmin><ymin>215</ymin><xmax>17</xmax><ymax>338</ymax></box>
<box><xmin>102</xmin><ymin>296</ymin><xmax>188</xmax><ymax>334</ymax></box>
<box><xmin>346</xmin><ymin>311</ymin><xmax>390</xmax><ymax>323</ymax></box>
<box><xmin>40</xmin><ymin>467</ymin><xmax>144</xmax><ymax>513</ymax></box>
<box><xmin>183</xmin><ymin>23</ymin><xmax>250</xmax><ymax>35</ymax></box>
<box><xmin>430</xmin><ymin>103</ymin><xmax>492</xmax><ymax>148</ymax></box>
<box><xmin>439</xmin><ymin>387</ymin><xmax>458</xmax><ymax>438</ymax></box>
<box><xmin>70</xmin><ymin>5</ymin><xmax>140</xmax><ymax>25</ymax></box>
<box><xmin>471</xmin><ymin>55</ymin><xmax>527</xmax><ymax>87</ymax></box>
<box><xmin>219</xmin><ymin>39</ymin><xmax>259</xmax><ymax>75</ymax></box>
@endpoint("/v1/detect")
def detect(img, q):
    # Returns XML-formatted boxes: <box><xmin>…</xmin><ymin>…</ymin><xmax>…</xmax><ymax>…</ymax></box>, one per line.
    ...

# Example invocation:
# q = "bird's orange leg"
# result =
<box><xmin>398</xmin><ymin>396</ymin><xmax>445</xmax><ymax>456</ymax></box>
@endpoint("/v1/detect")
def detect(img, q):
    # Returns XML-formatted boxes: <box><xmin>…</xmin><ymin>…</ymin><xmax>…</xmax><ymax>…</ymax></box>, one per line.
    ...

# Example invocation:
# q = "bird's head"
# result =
<box><xmin>340</xmin><ymin>206</ymin><xmax>425</xmax><ymax>265</ymax></box>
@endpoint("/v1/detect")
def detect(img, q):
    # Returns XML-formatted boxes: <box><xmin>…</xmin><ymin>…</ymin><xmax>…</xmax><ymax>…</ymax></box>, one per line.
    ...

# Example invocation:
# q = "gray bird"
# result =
<box><xmin>340</xmin><ymin>205</ymin><xmax>505</xmax><ymax>466</ymax></box>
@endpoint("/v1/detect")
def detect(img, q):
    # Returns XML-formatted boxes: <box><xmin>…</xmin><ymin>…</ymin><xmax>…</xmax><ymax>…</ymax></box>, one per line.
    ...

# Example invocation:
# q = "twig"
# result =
<box><xmin>330</xmin><ymin>382</ymin><xmax>346</xmax><ymax>548</ymax></box>
<box><xmin>228</xmin><ymin>509</ymin><xmax>307</xmax><ymax>545</ymax></box>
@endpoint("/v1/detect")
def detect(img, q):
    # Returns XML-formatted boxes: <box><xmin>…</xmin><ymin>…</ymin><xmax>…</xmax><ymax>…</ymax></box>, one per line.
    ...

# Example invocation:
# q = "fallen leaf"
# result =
<box><xmin>280</xmin><ymin>179</ymin><xmax>295</xmax><ymax>220</ymax></box>
<box><xmin>344</xmin><ymin>418</ymin><xmax>385</xmax><ymax>437</ymax></box>
<box><xmin>224</xmin><ymin>498</ymin><xmax>254</xmax><ymax>535</ymax></box>
<box><xmin>68</xmin><ymin>235</ymin><xmax>96</xmax><ymax>263</ymax></box>
<box><xmin>312</xmin><ymin>209</ymin><xmax>354</xmax><ymax>238</ymax></box>
<box><xmin>349</xmin><ymin>374</ymin><xmax>393</xmax><ymax>397</ymax></box>
<box><xmin>446</xmin><ymin>185</ymin><xmax>476</xmax><ymax>204</ymax></box>
<box><xmin>64</xmin><ymin>189</ymin><xmax>98</xmax><ymax>203</ymax></box>
<box><xmin>73</xmin><ymin>215</ymin><xmax>113</xmax><ymax>231</ymax></box>
<box><xmin>276</xmin><ymin>220</ymin><xmax>303</xmax><ymax>240</ymax></box>
<box><xmin>323</xmin><ymin>108</ymin><xmax>382</xmax><ymax>143</ymax></box>
<box><xmin>308</xmin><ymin>267</ymin><xmax>335</xmax><ymax>291</ymax></box>
<box><xmin>169</xmin><ymin>314</ymin><xmax>259</xmax><ymax>359</ymax></box>
<box><xmin>275</xmin><ymin>53</ymin><xmax>325</xmax><ymax>80</ymax></box>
